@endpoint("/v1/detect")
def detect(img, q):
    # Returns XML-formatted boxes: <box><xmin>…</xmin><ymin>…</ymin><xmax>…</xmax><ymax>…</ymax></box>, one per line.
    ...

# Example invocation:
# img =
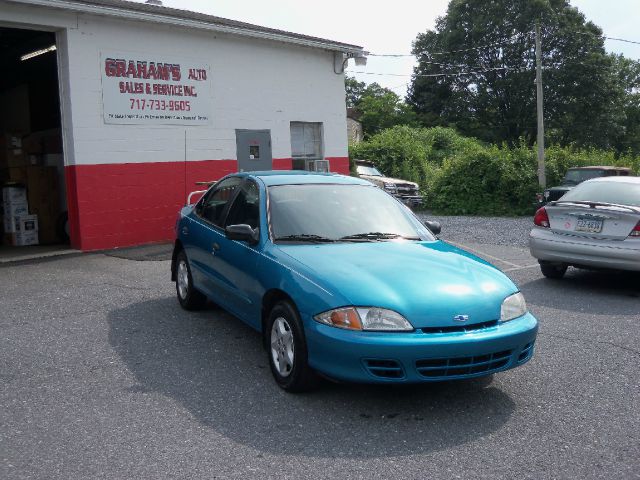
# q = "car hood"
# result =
<box><xmin>275</xmin><ymin>241</ymin><xmax>518</xmax><ymax>328</ymax></box>
<box><xmin>359</xmin><ymin>175</ymin><xmax>418</xmax><ymax>187</ymax></box>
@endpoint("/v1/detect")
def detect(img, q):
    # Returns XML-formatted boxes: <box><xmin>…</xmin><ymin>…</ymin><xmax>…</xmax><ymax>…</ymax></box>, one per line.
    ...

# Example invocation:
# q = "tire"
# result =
<box><xmin>539</xmin><ymin>261</ymin><xmax>568</xmax><ymax>279</ymax></box>
<box><xmin>266</xmin><ymin>301</ymin><xmax>318</xmax><ymax>392</ymax></box>
<box><xmin>175</xmin><ymin>250</ymin><xmax>207</xmax><ymax>310</ymax></box>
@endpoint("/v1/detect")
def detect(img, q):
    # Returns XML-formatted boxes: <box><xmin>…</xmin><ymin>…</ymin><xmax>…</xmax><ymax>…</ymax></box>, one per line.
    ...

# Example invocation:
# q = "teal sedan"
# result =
<box><xmin>171</xmin><ymin>171</ymin><xmax>537</xmax><ymax>392</ymax></box>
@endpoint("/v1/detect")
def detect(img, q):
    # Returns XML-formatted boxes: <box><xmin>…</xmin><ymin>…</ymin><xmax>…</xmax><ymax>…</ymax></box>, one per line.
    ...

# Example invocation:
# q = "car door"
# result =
<box><xmin>213</xmin><ymin>179</ymin><xmax>263</xmax><ymax>327</ymax></box>
<box><xmin>184</xmin><ymin>176</ymin><xmax>242</xmax><ymax>306</ymax></box>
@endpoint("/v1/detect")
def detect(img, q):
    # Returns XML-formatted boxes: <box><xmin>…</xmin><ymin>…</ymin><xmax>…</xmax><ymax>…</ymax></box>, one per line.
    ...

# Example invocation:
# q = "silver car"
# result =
<box><xmin>529</xmin><ymin>176</ymin><xmax>640</xmax><ymax>278</ymax></box>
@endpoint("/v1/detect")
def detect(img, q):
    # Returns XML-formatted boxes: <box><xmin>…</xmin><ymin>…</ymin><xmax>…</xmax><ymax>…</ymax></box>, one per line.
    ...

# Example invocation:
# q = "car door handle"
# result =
<box><xmin>212</xmin><ymin>242</ymin><xmax>221</xmax><ymax>252</ymax></box>
<box><xmin>182</xmin><ymin>226</ymin><xmax>189</xmax><ymax>235</ymax></box>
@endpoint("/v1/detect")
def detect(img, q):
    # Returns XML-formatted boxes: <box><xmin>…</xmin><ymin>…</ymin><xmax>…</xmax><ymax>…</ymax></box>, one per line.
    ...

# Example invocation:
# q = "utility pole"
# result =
<box><xmin>535</xmin><ymin>21</ymin><xmax>546</xmax><ymax>188</ymax></box>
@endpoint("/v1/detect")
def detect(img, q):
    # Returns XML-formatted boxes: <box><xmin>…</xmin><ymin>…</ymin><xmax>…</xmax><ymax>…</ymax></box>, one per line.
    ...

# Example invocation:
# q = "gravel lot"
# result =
<box><xmin>418</xmin><ymin>213</ymin><xmax>533</xmax><ymax>248</ymax></box>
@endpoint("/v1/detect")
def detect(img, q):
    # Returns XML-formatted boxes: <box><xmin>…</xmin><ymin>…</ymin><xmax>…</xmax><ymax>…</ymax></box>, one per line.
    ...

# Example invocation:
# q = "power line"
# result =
<box><xmin>605</xmin><ymin>36</ymin><xmax>640</xmax><ymax>46</ymax></box>
<box><xmin>367</xmin><ymin>33</ymin><xmax>640</xmax><ymax>60</ymax></box>
<box><xmin>352</xmin><ymin>66</ymin><xmax>530</xmax><ymax>78</ymax></box>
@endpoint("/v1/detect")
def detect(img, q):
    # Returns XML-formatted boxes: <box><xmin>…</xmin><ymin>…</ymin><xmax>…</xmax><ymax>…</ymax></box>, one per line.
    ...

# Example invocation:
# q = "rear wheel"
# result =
<box><xmin>539</xmin><ymin>261</ymin><xmax>568</xmax><ymax>279</ymax></box>
<box><xmin>267</xmin><ymin>301</ymin><xmax>317</xmax><ymax>392</ymax></box>
<box><xmin>175</xmin><ymin>250</ymin><xmax>207</xmax><ymax>310</ymax></box>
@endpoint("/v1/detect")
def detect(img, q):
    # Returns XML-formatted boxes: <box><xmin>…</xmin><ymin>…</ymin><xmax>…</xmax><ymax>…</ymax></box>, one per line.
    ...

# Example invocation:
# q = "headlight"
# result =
<box><xmin>500</xmin><ymin>292</ymin><xmax>527</xmax><ymax>322</ymax></box>
<box><xmin>383</xmin><ymin>183</ymin><xmax>397</xmax><ymax>192</ymax></box>
<box><xmin>314</xmin><ymin>307</ymin><xmax>413</xmax><ymax>331</ymax></box>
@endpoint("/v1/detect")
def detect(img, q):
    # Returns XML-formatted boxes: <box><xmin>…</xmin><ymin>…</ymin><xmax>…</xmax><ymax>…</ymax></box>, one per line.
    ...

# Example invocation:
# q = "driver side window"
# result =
<box><xmin>225</xmin><ymin>181</ymin><xmax>260</xmax><ymax>229</ymax></box>
<box><xmin>198</xmin><ymin>177</ymin><xmax>242</xmax><ymax>227</ymax></box>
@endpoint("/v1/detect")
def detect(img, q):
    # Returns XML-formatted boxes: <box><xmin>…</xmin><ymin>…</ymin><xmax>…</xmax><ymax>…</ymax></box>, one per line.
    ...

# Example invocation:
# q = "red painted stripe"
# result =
<box><xmin>65</xmin><ymin>160</ymin><xmax>236</xmax><ymax>251</ymax></box>
<box><xmin>65</xmin><ymin>156</ymin><xmax>351</xmax><ymax>251</ymax></box>
<box><xmin>326</xmin><ymin>156</ymin><xmax>350</xmax><ymax>175</ymax></box>
<box><xmin>272</xmin><ymin>157</ymin><xmax>293</xmax><ymax>170</ymax></box>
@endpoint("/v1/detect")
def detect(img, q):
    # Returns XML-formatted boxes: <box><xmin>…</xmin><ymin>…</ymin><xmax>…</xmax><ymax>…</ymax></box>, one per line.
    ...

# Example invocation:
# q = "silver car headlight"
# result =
<box><xmin>383</xmin><ymin>183</ymin><xmax>397</xmax><ymax>192</ymax></box>
<box><xmin>314</xmin><ymin>307</ymin><xmax>413</xmax><ymax>331</ymax></box>
<box><xmin>500</xmin><ymin>292</ymin><xmax>527</xmax><ymax>322</ymax></box>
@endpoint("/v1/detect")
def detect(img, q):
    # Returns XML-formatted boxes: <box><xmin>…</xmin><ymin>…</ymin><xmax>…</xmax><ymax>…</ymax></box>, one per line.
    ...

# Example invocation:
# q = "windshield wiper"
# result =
<box><xmin>552</xmin><ymin>200</ymin><xmax>640</xmax><ymax>213</ymax></box>
<box><xmin>339</xmin><ymin>232</ymin><xmax>420</xmax><ymax>241</ymax></box>
<box><xmin>274</xmin><ymin>234</ymin><xmax>336</xmax><ymax>243</ymax></box>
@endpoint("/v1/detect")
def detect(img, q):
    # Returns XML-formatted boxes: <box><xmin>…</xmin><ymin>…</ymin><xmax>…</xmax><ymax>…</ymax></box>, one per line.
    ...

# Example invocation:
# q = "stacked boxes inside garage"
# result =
<box><xmin>1</xmin><ymin>131</ymin><xmax>62</xmax><ymax>246</ymax></box>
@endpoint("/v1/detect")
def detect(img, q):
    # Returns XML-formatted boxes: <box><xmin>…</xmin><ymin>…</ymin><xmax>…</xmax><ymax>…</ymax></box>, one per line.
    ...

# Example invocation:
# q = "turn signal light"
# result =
<box><xmin>533</xmin><ymin>207</ymin><xmax>550</xmax><ymax>228</ymax></box>
<box><xmin>629</xmin><ymin>221</ymin><xmax>640</xmax><ymax>237</ymax></box>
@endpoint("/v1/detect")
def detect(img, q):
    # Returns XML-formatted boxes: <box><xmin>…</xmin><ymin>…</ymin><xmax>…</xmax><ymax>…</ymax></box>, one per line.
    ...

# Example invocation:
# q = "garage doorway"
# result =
<box><xmin>0</xmin><ymin>26</ymin><xmax>71</xmax><ymax>259</ymax></box>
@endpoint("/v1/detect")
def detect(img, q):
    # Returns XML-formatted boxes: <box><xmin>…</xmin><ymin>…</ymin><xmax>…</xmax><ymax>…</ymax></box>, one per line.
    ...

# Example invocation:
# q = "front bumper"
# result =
<box><xmin>305</xmin><ymin>312</ymin><xmax>538</xmax><ymax>383</ymax></box>
<box><xmin>529</xmin><ymin>228</ymin><xmax>640</xmax><ymax>271</ymax></box>
<box><xmin>395</xmin><ymin>194</ymin><xmax>423</xmax><ymax>208</ymax></box>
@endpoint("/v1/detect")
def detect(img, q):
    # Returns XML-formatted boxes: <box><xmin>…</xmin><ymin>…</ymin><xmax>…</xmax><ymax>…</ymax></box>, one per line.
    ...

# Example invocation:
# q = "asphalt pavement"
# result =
<box><xmin>1</xmin><ymin>219</ymin><xmax>639</xmax><ymax>479</ymax></box>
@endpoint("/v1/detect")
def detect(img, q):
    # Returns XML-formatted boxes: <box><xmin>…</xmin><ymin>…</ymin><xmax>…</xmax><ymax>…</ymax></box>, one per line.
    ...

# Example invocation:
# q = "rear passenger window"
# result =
<box><xmin>225</xmin><ymin>181</ymin><xmax>260</xmax><ymax>229</ymax></box>
<box><xmin>198</xmin><ymin>177</ymin><xmax>242</xmax><ymax>227</ymax></box>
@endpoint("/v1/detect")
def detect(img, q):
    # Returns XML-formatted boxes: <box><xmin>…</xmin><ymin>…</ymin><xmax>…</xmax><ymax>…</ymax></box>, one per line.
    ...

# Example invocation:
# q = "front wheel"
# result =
<box><xmin>267</xmin><ymin>301</ymin><xmax>318</xmax><ymax>392</ymax></box>
<box><xmin>175</xmin><ymin>250</ymin><xmax>207</xmax><ymax>310</ymax></box>
<box><xmin>539</xmin><ymin>261</ymin><xmax>568</xmax><ymax>279</ymax></box>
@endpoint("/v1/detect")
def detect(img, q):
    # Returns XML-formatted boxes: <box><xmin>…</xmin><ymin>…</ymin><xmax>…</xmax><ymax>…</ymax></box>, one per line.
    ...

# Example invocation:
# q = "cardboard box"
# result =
<box><xmin>22</xmin><ymin>129</ymin><xmax>62</xmax><ymax>155</ymax></box>
<box><xmin>11</xmin><ymin>214</ymin><xmax>39</xmax><ymax>246</ymax></box>
<box><xmin>8</xmin><ymin>230</ymin><xmax>39</xmax><ymax>246</ymax></box>
<box><xmin>2</xmin><ymin>167</ymin><xmax>60</xmax><ymax>243</ymax></box>
<box><xmin>15</xmin><ymin>214</ymin><xmax>38</xmax><ymax>233</ymax></box>
<box><xmin>3</xmin><ymin>204</ymin><xmax>29</xmax><ymax>233</ymax></box>
<box><xmin>2</xmin><ymin>185</ymin><xmax>28</xmax><ymax>205</ymax></box>
<box><xmin>0</xmin><ymin>132</ymin><xmax>27</xmax><ymax>169</ymax></box>
<box><xmin>24</xmin><ymin>167</ymin><xmax>60</xmax><ymax>244</ymax></box>
<box><xmin>0</xmin><ymin>133</ymin><xmax>23</xmax><ymax>150</ymax></box>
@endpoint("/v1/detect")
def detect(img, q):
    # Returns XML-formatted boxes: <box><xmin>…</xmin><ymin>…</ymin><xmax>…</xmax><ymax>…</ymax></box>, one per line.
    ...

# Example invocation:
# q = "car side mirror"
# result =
<box><xmin>424</xmin><ymin>220</ymin><xmax>441</xmax><ymax>236</ymax></box>
<box><xmin>225</xmin><ymin>224</ymin><xmax>259</xmax><ymax>244</ymax></box>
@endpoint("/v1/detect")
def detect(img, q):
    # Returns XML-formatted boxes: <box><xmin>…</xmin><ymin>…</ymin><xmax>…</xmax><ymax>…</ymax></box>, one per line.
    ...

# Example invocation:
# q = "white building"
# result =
<box><xmin>0</xmin><ymin>0</ymin><xmax>364</xmax><ymax>250</ymax></box>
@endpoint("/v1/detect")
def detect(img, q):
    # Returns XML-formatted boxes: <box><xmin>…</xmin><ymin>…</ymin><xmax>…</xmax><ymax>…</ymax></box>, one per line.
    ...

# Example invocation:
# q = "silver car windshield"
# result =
<box><xmin>560</xmin><ymin>181</ymin><xmax>640</xmax><ymax>207</ymax></box>
<box><xmin>268</xmin><ymin>184</ymin><xmax>432</xmax><ymax>242</ymax></box>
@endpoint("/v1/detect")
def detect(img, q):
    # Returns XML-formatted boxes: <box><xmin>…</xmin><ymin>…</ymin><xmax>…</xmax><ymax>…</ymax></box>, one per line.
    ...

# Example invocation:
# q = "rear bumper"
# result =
<box><xmin>305</xmin><ymin>312</ymin><xmax>538</xmax><ymax>383</ymax></box>
<box><xmin>529</xmin><ymin>227</ymin><xmax>640</xmax><ymax>271</ymax></box>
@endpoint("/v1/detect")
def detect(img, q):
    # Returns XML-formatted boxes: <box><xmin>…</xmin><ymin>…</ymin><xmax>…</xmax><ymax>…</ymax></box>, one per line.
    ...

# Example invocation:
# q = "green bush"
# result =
<box><xmin>349</xmin><ymin>126</ymin><xmax>640</xmax><ymax>216</ymax></box>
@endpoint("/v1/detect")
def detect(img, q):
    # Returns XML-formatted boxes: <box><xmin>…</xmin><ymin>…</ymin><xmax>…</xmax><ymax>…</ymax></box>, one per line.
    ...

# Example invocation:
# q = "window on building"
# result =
<box><xmin>290</xmin><ymin>122</ymin><xmax>323</xmax><ymax>170</ymax></box>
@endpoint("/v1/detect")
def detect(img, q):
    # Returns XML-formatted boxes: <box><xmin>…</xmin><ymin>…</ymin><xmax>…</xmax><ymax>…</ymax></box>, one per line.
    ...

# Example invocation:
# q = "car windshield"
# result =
<box><xmin>559</xmin><ymin>181</ymin><xmax>640</xmax><ymax>207</ymax></box>
<box><xmin>563</xmin><ymin>169</ymin><xmax>606</xmax><ymax>184</ymax></box>
<box><xmin>356</xmin><ymin>165</ymin><xmax>383</xmax><ymax>176</ymax></box>
<box><xmin>268</xmin><ymin>184</ymin><xmax>431</xmax><ymax>242</ymax></box>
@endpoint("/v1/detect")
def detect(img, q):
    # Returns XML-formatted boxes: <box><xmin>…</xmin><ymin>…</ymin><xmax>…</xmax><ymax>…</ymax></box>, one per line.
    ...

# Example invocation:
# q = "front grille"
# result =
<box><xmin>363</xmin><ymin>359</ymin><xmax>405</xmax><ymax>379</ymax></box>
<box><xmin>396</xmin><ymin>185</ymin><xmax>418</xmax><ymax>195</ymax></box>
<box><xmin>518</xmin><ymin>342</ymin><xmax>535</xmax><ymax>363</ymax></box>
<box><xmin>415</xmin><ymin>349</ymin><xmax>513</xmax><ymax>378</ymax></box>
<box><xmin>420</xmin><ymin>320</ymin><xmax>498</xmax><ymax>334</ymax></box>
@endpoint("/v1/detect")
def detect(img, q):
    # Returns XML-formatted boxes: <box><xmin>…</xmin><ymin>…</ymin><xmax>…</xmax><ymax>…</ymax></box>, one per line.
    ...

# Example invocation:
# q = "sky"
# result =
<box><xmin>130</xmin><ymin>0</ymin><xmax>640</xmax><ymax>98</ymax></box>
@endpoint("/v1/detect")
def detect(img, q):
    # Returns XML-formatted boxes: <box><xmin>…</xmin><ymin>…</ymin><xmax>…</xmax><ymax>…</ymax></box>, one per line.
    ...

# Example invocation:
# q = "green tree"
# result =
<box><xmin>610</xmin><ymin>55</ymin><xmax>640</xmax><ymax>155</ymax></box>
<box><xmin>345</xmin><ymin>76</ymin><xmax>416</xmax><ymax>136</ymax></box>
<box><xmin>345</xmin><ymin>76</ymin><xmax>366</xmax><ymax>108</ymax></box>
<box><xmin>408</xmin><ymin>0</ymin><xmax>632</xmax><ymax>152</ymax></box>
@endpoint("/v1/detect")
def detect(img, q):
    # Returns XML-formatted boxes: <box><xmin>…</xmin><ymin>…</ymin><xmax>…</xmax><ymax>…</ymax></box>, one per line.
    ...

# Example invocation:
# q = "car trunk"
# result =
<box><xmin>546</xmin><ymin>203</ymin><xmax>640</xmax><ymax>241</ymax></box>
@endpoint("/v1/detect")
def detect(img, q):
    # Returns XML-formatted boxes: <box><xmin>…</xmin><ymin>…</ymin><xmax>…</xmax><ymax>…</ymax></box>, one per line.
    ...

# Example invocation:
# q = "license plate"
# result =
<box><xmin>575</xmin><ymin>217</ymin><xmax>603</xmax><ymax>233</ymax></box>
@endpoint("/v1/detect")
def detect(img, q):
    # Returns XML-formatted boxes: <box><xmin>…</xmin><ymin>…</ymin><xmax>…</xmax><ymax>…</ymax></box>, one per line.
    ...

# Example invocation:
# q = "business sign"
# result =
<box><xmin>101</xmin><ymin>52</ymin><xmax>211</xmax><ymax>125</ymax></box>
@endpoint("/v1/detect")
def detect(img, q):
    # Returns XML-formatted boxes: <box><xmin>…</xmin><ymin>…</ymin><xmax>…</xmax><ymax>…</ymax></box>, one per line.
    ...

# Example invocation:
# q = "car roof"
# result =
<box><xmin>585</xmin><ymin>176</ymin><xmax>640</xmax><ymax>184</ymax></box>
<box><xmin>568</xmin><ymin>166</ymin><xmax>632</xmax><ymax>171</ymax></box>
<box><xmin>238</xmin><ymin>170</ymin><xmax>372</xmax><ymax>187</ymax></box>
